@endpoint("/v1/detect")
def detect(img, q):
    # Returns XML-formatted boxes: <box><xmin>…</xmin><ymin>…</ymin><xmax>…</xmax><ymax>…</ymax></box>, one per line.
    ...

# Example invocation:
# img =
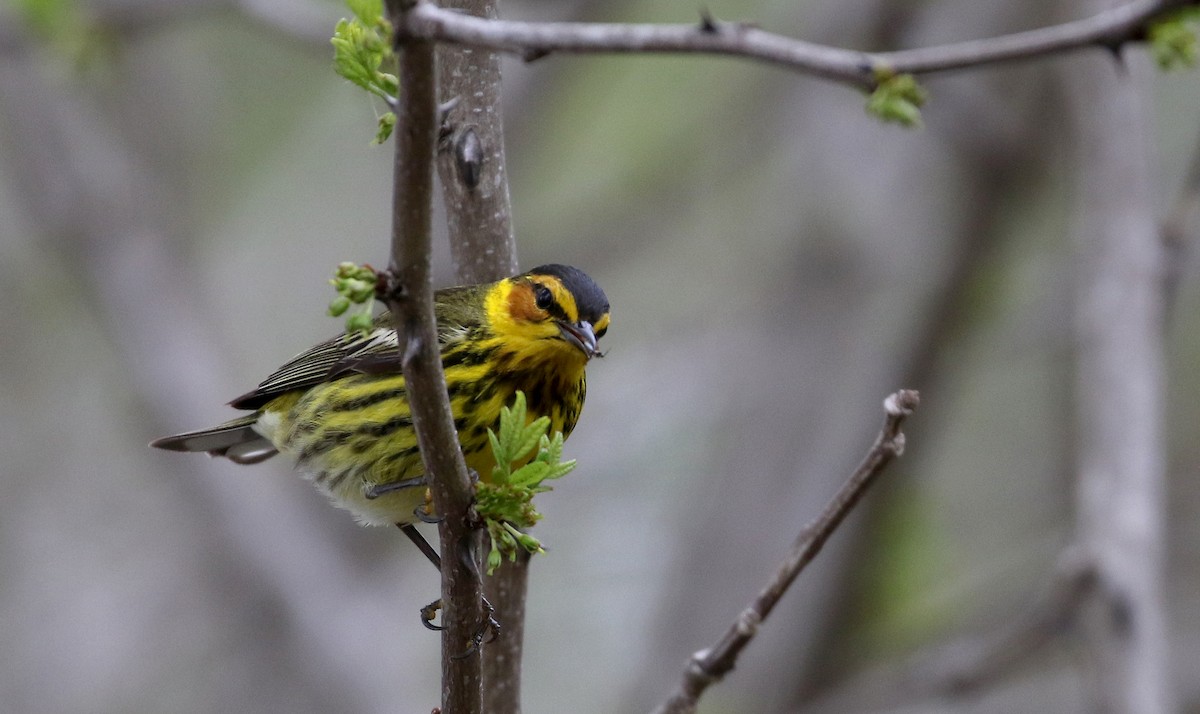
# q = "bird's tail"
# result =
<box><xmin>150</xmin><ymin>415</ymin><xmax>278</xmax><ymax>464</ymax></box>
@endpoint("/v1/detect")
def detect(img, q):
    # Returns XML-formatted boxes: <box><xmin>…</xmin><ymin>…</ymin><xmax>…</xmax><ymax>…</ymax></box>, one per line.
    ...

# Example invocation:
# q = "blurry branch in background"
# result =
<box><xmin>396</xmin><ymin>0</ymin><xmax>1197</xmax><ymax>90</ymax></box>
<box><xmin>232</xmin><ymin>0</ymin><xmax>340</xmax><ymax>46</ymax></box>
<box><xmin>905</xmin><ymin>552</ymin><xmax>1099</xmax><ymax>696</ymax></box>
<box><xmin>0</xmin><ymin>13</ymin><xmax>380</xmax><ymax>709</ymax></box>
<box><xmin>380</xmin><ymin>1</ymin><xmax>483</xmax><ymax>712</ymax></box>
<box><xmin>821</xmin><ymin>28</ymin><xmax>1174</xmax><ymax>712</ymax></box>
<box><xmin>1066</xmin><ymin>13</ymin><xmax>1170</xmax><ymax>710</ymax></box>
<box><xmin>652</xmin><ymin>390</ymin><xmax>920</xmax><ymax>714</ymax></box>
<box><xmin>1161</xmin><ymin>125</ymin><xmax>1200</xmax><ymax>319</ymax></box>
<box><xmin>800</xmin><ymin>553</ymin><xmax>1099</xmax><ymax>712</ymax></box>
<box><xmin>1</xmin><ymin>0</ymin><xmax>333</xmax><ymax>50</ymax></box>
<box><xmin>816</xmin><ymin>11</ymin><xmax>1177</xmax><ymax>713</ymax></box>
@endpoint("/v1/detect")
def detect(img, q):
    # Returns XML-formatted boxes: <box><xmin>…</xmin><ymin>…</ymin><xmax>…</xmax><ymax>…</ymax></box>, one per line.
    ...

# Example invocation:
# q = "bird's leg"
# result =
<box><xmin>364</xmin><ymin>476</ymin><xmax>426</xmax><ymax>500</ymax></box>
<box><xmin>413</xmin><ymin>505</ymin><xmax>443</xmax><ymax>524</ymax></box>
<box><xmin>400</xmin><ymin>523</ymin><xmax>442</xmax><ymax>569</ymax></box>
<box><xmin>451</xmin><ymin>593</ymin><xmax>498</xmax><ymax>660</ymax></box>
<box><xmin>399</xmin><ymin>524</ymin><xmax>447</xmax><ymax>631</ymax></box>
<box><xmin>396</xmin><ymin>523</ymin><xmax>500</xmax><ymax>650</ymax></box>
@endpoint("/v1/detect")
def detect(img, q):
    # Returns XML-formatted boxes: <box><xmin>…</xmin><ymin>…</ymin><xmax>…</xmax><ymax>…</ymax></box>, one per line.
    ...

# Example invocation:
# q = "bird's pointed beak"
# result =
<box><xmin>557</xmin><ymin>320</ymin><xmax>599</xmax><ymax>359</ymax></box>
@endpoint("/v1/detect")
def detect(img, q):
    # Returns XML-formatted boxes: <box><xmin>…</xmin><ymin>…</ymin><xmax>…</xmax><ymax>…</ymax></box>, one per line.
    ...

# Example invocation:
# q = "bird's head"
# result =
<box><xmin>486</xmin><ymin>264</ymin><xmax>610</xmax><ymax>365</ymax></box>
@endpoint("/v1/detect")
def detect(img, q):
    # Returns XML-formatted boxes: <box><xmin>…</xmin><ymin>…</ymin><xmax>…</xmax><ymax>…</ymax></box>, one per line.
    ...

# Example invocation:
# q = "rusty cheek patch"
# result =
<box><xmin>507</xmin><ymin>282</ymin><xmax>543</xmax><ymax>322</ymax></box>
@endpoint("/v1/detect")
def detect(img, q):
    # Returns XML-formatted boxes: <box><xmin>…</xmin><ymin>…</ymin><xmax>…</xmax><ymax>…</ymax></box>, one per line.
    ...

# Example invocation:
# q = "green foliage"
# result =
<box><xmin>866</xmin><ymin>72</ymin><xmax>928</xmax><ymax>128</ymax></box>
<box><xmin>15</xmin><ymin>0</ymin><xmax>104</xmax><ymax>66</ymax></box>
<box><xmin>331</xmin><ymin>1</ymin><xmax>398</xmax><ymax>141</ymax></box>
<box><xmin>836</xmin><ymin>483</ymin><xmax>954</xmax><ymax>659</ymax></box>
<box><xmin>16</xmin><ymin>0</ymin><xmax>74</xmax><ymax>37</ymax></box>
<box><xmin>475</xmin><ymin>392</ymin><xmax>578</xmax><ymax>574</ymax></box>
<box><xmin>1149</xmin><ymin>8</ymin><xmax>1200</xmax><ymax>70</ymax></box>
<box><xmin>329</xmin><ymin>262</ymin><xmax>378</xmax><ymax>334</ymax></box>
<box><xmin>373</xmin><ymin>111</ymin><xmax>397</xmax><ymax>145</ymax></box>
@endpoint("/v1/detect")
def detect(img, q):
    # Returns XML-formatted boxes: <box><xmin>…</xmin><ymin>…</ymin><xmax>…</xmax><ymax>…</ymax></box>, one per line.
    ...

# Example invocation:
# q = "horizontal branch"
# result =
<box><xmin>651</xmin><ymin>390</ymin><xmax>920</xmax><ymax>714</ymax></box>
<box><xmin>398</xmin><ymin>0</ymin><xmax>1190</xmax><ymax>89</ymax></box>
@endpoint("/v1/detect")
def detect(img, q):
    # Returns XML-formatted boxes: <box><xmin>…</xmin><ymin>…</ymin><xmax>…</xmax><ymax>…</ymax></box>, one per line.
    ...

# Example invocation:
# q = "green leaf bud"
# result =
<box><xmin>347</xmin><ymin>312</ymin><xmax>373</xmax><ymax>333</ymax></box>
<box><xmin>328</xmin><ymin>296</ymin><xmax>352</xmax><ymax>317</ymax></box>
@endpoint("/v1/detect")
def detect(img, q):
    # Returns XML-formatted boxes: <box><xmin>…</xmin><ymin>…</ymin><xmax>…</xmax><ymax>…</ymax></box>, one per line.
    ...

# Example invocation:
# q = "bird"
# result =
<box><xmin>151</xmin><ymin>264</ymin><xmax>610</xmax><ymax>530</ymax></box>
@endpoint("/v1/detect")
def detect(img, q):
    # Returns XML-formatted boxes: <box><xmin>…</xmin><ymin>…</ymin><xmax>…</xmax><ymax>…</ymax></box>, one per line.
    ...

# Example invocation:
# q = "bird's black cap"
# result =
<box><xmin>526</xmin><ymin>264</ymin><xmax>610</xmax><ymax>324</ymax></box>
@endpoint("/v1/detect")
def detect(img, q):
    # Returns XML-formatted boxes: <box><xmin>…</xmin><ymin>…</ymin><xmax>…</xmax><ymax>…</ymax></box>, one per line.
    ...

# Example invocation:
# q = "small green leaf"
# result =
<box><xmin>347</xmin><ymin>0</ymin><xmax>383</xmax><ymax>25</ymax></box>
<box><xmin>495</xmin><ymin>392</ymin><xmax>527</xmax><ymax>461</ymax></box>
<box><xmin>488</xmin><ymin>430</ymin><xmax>511</xmax><ymax>484</ymax></box>
<box><xmin>347</xmin><ymin>312</ymin><xmax>373</xmax><ymax>333</ymax></box>
<box><xmin>328</xmin><ymin>262</ymin><xmax>379</xmax><ymax>332</ymax></box>
<box><xmin>373</xmin><ymin>112</ymin><xmax>396</xmax><ymax>144</ymax></box>
<box><xmin>866</xmin><ymin>73</ymin><xmax>927</xmax><ymax>128</ymax></box>
<box><xmin>328</xmin><ymin>296</ymin><xmax>352</xmax><ymax>317</ymax></box>
<box><xmin>476</xmin><ymin>391</ymin><xmax>580</xmax><ymax>568</ymax></box>
<box><xmin>506</xmin><ymin>524</ymin><xmax>545</xmax><ymax>555</ymax></box>
<box><xmin>540</xmin><ymin>459</ymin><xmax>576</xmax><ymax>482</ymax></box>
<box><xmin>331</xmin><ymin>6</ymin><xmax>399</xmax><ymax>138</ymax></box>
<box><xmin>378</xmin><ymin>73</ymin><xmax>399</xmax><ymax>98</ymax></box>
<box><xmin>509</xmin><ymin>461</ymin><xmax>552</xmax><ymax>488</ymax></box>
<box><xmin>1149</xmin><ymin>10</ymin><xmax>1200</xmax><ymax>70</ymax></box>
<box><xmin>512</xmin><ymin>416</ymin><xmax>551</xmax><ymax>463</ymax></box>
<box><xmin>538</xmin><ymin>433</ymin><xmax>563</xmax><ymax>465</ymax></box>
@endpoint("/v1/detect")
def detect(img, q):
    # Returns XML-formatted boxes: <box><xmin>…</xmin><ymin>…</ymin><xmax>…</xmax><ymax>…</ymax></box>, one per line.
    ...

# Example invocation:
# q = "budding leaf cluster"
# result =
<box><xmin>329</xmin><ymin>262</ymin><xmax>378</xmax><ymax>335</ymax></box>
<box><xmin>1149</xmin><ymin>8</ymin><xmax>1200</xmax><ymax>70</ymax></box>
<box><xmin>866</xmin><ymin>72</ymin><xmax>928</xmax><ymax>128</ymax></box>
<box><xmin>476</xmin><ymin>391</ymin><xmax>577</xmax><ymax>574</ymax></box>
<box><xmin>331</xmin><ymin>0</ymin><xmax>398</xmax><ymax>142</ymax></box>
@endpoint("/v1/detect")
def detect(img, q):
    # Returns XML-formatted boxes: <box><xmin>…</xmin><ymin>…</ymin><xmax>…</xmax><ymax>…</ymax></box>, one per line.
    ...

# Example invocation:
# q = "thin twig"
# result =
<box><xmin>651</xmin><ymin>390</ymin><xmax>920</xmax><ymax>714</ymax></box>
<box><xmin>398</xmin><ymin>0</ymin><xmax>1190</xmax><ymax>90</ymax></box>
<box><xmin>382</xmin><ymin>1</ymin><xmax>483</xmax><ymax>712</ymax></box>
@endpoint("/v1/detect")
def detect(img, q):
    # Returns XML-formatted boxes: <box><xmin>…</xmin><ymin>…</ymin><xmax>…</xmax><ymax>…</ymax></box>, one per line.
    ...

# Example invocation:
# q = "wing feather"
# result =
<box><xmin>229</xmin><ymin>284</ymin><xmax>487</xmax><ymax>410</ymax></box>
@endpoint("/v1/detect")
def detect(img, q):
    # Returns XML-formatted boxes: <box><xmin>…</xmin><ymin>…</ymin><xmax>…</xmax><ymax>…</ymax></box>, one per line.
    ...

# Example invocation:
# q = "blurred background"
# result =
<box><xmin>2</xmin><ymin>0</ymin><xmax>1199</xmax><ymax>712</ymax></box>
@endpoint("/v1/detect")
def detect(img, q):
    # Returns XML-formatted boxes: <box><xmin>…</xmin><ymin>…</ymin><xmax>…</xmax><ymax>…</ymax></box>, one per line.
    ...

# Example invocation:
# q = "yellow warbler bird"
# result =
<box><xmin>152</xmin><ymin>264</ymin><xmax>610</xmax><ymax>528</ymax></box>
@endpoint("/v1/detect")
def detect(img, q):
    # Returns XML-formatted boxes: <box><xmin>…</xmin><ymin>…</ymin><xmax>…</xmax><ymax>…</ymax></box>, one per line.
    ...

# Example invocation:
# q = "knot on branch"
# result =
<box><xmin>455</xmin><ymin>128</ymin><xmax>484</xmax><ymax>190</ymax></box>
<box><xmin>684</xmin><ymin>649</ymin><xmax>723</xmax><ymax>686</ymax></box>
<box><xmin>375</xmin><ymin>268</ymin><xmax>408</xmax><ymax>304</ymax></box>
<box><xmin>734</xmin><ymin>607</ymin><xmax>761</xmax><ymax>637</ymax></box>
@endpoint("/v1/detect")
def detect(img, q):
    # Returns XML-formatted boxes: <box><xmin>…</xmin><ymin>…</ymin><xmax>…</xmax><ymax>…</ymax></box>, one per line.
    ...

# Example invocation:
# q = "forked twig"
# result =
<box><xmin>652</xmin><ymin>390</ymin><xmax>920</xmax><ymax>714</ymax></box>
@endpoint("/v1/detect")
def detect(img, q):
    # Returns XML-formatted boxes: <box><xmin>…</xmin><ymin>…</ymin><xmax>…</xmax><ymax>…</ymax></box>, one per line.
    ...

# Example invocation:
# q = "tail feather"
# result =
<box><xmin>150</xmin><ymin>415</ymin><xmax>278</xmax><ymax>462</ymax></box>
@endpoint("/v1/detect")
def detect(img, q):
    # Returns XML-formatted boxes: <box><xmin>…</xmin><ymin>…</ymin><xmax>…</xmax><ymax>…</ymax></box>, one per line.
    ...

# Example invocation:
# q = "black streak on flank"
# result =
<box><xmin>329</xmin><ymin>387</ymin><xmax>408</xmax><ymax>412</ymax></box>
<box><xmin>356</xmin><ymin>414</ymin><xmax>414</xmax><ymax>438</ymax></box>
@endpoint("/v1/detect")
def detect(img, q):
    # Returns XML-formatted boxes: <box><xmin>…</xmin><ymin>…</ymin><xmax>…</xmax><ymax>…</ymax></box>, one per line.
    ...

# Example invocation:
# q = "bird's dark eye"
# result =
<box><xmin>534</xmin><ymin>284</ymin><xmax>553</xmax><ymax>310</ymax></box>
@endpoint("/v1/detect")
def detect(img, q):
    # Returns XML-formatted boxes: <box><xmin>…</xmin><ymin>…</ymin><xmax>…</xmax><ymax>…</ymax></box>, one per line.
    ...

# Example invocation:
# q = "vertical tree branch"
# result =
<box><xmin>436</xmin><ymin>0</ymin><xmax>519</xmax><ymax>285</ymax></box>
<box><xmin>1063</xmin><ymin>17</ymin><xmax>1171</xmax><ymax>714</ymax></box>
<box><xmin>384</xmin><ymin>2</ymin><xmax>482</xmax><ymax>712</ymax></box>
<box><xmin>434</xmin><ymin>1</ymin><xmax>524</xmax><ymax>711</ymax></box>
